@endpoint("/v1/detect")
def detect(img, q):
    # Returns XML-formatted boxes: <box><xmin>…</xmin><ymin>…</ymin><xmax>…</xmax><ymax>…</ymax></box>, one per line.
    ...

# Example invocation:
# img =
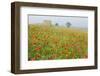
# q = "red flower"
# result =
<box><xmin>35</xmin><ymin>47</ymin><xmax>41</xmax><ymax>51</ymax></box>
<box><xmin>32</xmin><ymin>35</ymin><xmax>36</xmax><ymax>39</ymax></box>
<box><xmin>36</xmin><ymin>54</ymin><xmax>41</xmax><ymax>58</ymax></box>
<box><xmin>31</xmin><ymin>58</ymin><xmax>35</xmax><ymax>61</ymax></box>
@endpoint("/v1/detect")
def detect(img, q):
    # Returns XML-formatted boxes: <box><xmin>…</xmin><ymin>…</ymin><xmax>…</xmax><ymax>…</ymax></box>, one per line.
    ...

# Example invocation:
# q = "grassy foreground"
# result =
<box><xmin>28</xmin><ymin>25</ymin><xmax>88</xmax><ymax>61</ymax></box>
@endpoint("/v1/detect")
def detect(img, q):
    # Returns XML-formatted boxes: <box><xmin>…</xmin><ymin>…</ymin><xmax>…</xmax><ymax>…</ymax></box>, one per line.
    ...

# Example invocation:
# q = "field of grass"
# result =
<box><xmin>28</xmin><ymin>25</ymin><xmax>88</xmax><ymax>61</ymax></box>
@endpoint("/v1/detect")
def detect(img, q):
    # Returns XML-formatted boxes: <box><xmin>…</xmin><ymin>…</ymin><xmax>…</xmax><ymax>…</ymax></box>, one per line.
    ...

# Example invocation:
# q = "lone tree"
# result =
<box><xmin>55</xmin><ymin>23</ymin><xmax>59</xmax><ymax>26</ymax></box>
<box><xmin>66</xmin><ymin>22</ymin><xmax>71</xmax><ymax>28</ymax></box>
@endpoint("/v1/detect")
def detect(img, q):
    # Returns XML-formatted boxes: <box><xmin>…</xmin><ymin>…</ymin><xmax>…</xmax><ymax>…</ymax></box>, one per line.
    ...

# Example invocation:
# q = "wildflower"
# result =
<box><xmin>36</xmin><ymin>54</ymin><xmax>41</xmax><ymax>58</ymax></box>
<box><xmin>32</xmin><ymin>35</ymin><xmax>36</xmax><ymax>39</ymax></box>
<box><xmin>31</xmin><ymin>58</ymin><xmax>35</xmax><ymax>61</ymax></box>
<box><xmin>35</xmin><ymin>46</ymin><xmax>41</xmax><ymax>51</ymax></box>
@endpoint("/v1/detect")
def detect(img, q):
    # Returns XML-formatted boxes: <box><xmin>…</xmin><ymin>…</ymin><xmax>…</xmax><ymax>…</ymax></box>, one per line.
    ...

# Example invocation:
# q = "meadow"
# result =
<box><xmin>28</xmin><ymin>24</ymin><xmax>88</xmax><ymax>61</ymax></box>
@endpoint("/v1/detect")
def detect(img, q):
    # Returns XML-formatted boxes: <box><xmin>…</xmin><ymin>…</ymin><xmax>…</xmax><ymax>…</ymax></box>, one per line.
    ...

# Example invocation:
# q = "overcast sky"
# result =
<box><xmin>28</xmin><ymin>15</ymin><xmax>88</xmax><ymax>28</ymax></box>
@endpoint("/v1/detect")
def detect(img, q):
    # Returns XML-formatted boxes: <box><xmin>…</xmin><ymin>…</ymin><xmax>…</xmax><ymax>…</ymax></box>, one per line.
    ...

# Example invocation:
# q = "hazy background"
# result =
<box><xmin>28</xmin><ymin>15</ymin><xmax>88</xmax><ymax>29</ymax></box>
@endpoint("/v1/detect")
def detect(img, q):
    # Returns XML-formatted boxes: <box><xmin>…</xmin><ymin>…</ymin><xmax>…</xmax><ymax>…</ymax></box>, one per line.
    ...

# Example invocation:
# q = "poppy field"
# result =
<box><xmin>28</xmin><ymin>25</ymin><xmax>88</xmax><ymax>61</ymax></box>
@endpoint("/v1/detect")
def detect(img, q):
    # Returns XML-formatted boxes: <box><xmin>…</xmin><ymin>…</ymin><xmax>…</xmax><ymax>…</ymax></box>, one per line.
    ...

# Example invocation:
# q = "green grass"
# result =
<box><xmin>28</xmin><ymin>24</ymin><xmax>88</xmax><ymax>61</ymax></box>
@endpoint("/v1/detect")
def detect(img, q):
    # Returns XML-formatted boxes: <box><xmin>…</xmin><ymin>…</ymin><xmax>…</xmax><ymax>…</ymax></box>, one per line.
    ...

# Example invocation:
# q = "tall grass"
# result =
<box><xmin>28</xmin><ymin>24</ymin><xmax>88</xmax><ymax>61</ymax></box>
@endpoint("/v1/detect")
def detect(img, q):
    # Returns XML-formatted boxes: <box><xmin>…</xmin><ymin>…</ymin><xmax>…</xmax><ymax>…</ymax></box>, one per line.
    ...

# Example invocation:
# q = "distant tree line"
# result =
<box><xmin>55</xmin><ymin>22</ymin><xmax>72</xmax><ymax>28</ymax></box>
<box><xmin>41</xmin><ymin>20</ymin><xmax>72</xmax><ymax>28</ymax></box>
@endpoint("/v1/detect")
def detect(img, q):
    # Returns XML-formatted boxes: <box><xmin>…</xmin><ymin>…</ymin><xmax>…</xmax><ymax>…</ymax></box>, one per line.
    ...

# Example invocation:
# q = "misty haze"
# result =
<box><xmin>29</xmin><ymin>15</ymin><xmax>88</xmax><ymax>31</ymax></box>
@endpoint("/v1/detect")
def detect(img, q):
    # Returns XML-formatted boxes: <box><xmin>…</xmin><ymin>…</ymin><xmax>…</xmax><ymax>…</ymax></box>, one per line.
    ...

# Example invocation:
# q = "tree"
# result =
<box><xmin>55</xmin><ymin>23</ymin><xmax>59</xmax><ymax>26</ymax></box>
<box><xmin>66</xmin><ymin>22</ymin><xmax>71</xmax><ymax>28</ymax></box>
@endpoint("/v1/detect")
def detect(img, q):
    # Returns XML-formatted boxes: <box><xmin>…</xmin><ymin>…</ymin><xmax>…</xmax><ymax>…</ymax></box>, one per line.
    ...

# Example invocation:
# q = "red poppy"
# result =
<box><xmin>35</xmin><ymin>47</ymin><xmax>41</xmax><ymax>51</ymax></box>
<box><xmin>35</xmin><ymin>54</ymin><xmax>41</xmax><ymax>58</ymax></box>
<box><xmin>32</xmin><ymin>35</ymin><xmax>36</xmax><ymax>39</ymax></box>
<box><xmin>31</xmin><ymin>58</ymin><xmax>35</xmax><ymax>61</ymax></box>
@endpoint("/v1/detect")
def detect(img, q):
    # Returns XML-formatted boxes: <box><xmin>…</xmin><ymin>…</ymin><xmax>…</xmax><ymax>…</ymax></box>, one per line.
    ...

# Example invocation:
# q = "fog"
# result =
<box><xmin>29</xmin><ymin>15</ymin><xmax>88</xmax><ymax>29</ymax></box>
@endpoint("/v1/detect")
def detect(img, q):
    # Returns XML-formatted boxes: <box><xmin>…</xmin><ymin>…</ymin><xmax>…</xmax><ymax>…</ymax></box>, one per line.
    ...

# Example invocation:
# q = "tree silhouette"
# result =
<box><xmin>66</xmin><ymin>22</ymin><xmax>71</xmax><ymax>28</ymax></box>
<box><xmin>55</xmin><ymin>23</ymin><xmax>59</xmax><ymax>26</ymax></box>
